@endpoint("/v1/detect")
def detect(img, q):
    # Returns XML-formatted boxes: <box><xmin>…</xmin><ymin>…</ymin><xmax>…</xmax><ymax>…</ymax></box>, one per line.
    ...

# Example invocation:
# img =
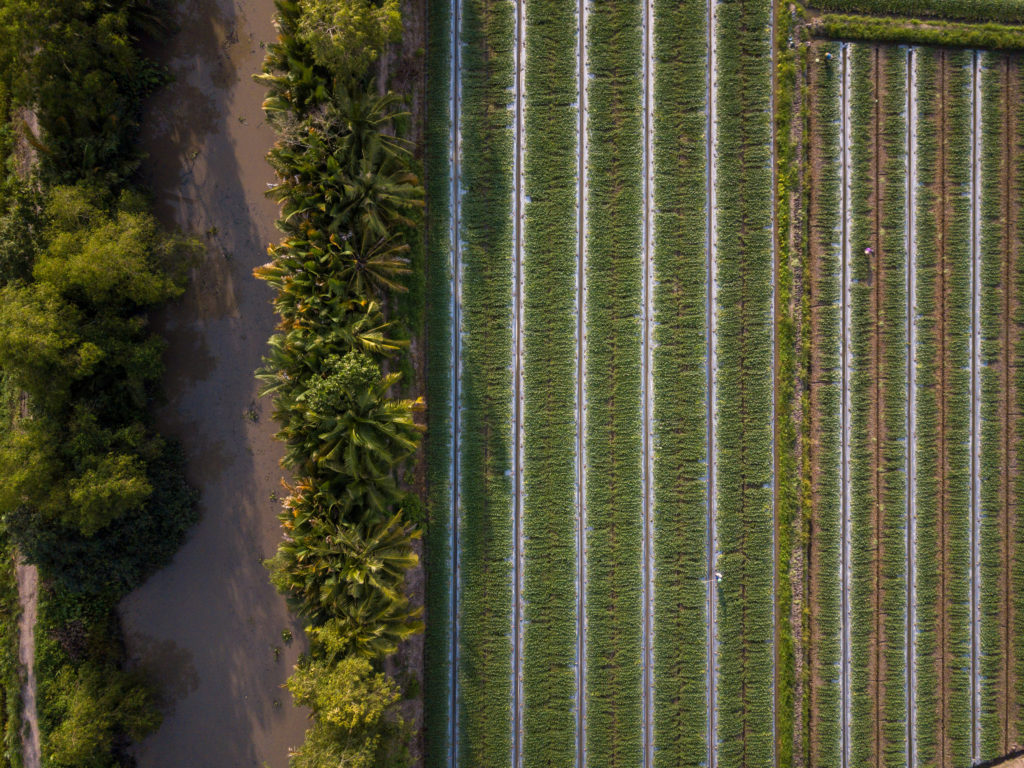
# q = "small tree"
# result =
<box><xmin>297</xmin><ymin>0</ymin><xmax>401</xmax><ymax>80</ymax></box>
<box><xmin>286</xmin><ymin>655</ymin><xmax>412</xmax><ymax>768</ymax></box>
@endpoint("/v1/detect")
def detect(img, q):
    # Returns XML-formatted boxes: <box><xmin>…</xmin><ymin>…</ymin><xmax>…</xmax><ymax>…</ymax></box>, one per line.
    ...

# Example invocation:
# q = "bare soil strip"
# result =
<box><xmin>842</xmin><ymin>41</ymin><xmax>854</xmax><ymax>768</ymax></box>
<box><xmin>16</xmin><ymin>562</ymin><xmax>38</xmax><ymax>768</ymax></box>
<box><xmin>512</xmin><ymin>0</ymin><xmax>525</xmax><ymax>760</ymax></box>
<box><xmin>641</xmin><ymin>0</ymin><xmax>656</xmax><ymax>760</ymax></box>
<box><xmin>706</xmin><ymin>0</ymin><xmax>719</xmax><ymax>762</ymax></box>
<box><xmin>575</xmin><ymin>0</ymin><xmax>589</xmax><ymax>761</ymax></box>
<box><xmin>449</xmin><ymin>0</ymin><xmax>463</xmax><ymax>753</ymax></box>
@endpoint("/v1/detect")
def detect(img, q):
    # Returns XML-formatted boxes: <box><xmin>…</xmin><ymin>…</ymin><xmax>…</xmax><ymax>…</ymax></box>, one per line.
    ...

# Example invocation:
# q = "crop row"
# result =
<box><xmin>713</xmin><ymin>0</ymin><xmax>775</xmax><ymax>762</ymax></box>
<box><xmin>650</xmin><ymin>0</ymin><xmax>709</xmax><ymax>760</ymax></box>
<box><xmin>520</xmin><ymin>0</ymin><xmax>578</xmax><ymax>761</ymax></box>
<box><xmin>978</xmin><ymin>49</ymin><xmax>1006</xmax><ymax>761</ymax></box>
<box><xmin>847</xmin><ymin>43</ymin><xmax>909</xmax><ymax>768</ymax></box>
<box><xmin>805</xmin><ymin>0</ymin><xmax>1024</xmax><ymax>24</ymax></box>
<box><xmin>807</xmin><ymin>38</ymin><xmax>844</xmax><ymax>768</ymax></box>
<box><xmin>455</xmin><ymin>0</ymin><xmax>516</xmax><ymax>761</ymax></box>
<box><xmin>978</xmin><ymin>52</ymin><xmax>1024</xmax><ymax>761</ymax></box>
<box><xmin>913</xmin><ymin>47</ymin><xmax>974</xmax><ymax>768</ymax></box>
<box><xmin>423</xmin><ymin>0</ymin><xmax>455</xmax><ymax>757</ymax></box>
<box><xmin>583</xmin><ymin>0</ymin><xmax>645</xmax><ymax>758</ymax></box>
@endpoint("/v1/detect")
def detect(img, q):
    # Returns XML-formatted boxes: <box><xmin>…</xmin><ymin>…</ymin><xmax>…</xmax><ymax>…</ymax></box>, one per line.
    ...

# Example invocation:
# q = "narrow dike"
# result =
<box><xmin>641</xmin><ymin>0</ymin><xmax>655</xmax><ymax>759</ymax></box>
<box><xmin>841</xmin><ymin>40</ymin><xmax>854</xmax><ymax>768</ymax></box>
<box><xmin>449</xmin><ymin>0</ymin><xmax>463</xmax><ymax>756</ymax></box>
<box><xmin>511</xmin><ymin>0</ymin><xmax>525</xmax><ymax>759</ymax></box>
<box><xmin>576</xmin><ymin>0</ymin><xmax>589</xmax><ymax>760</ymax></box>
<box><xmin>907</xmin><ymin>45</ymin><xmax>918</xmax><ymax>768</ymax></box>
<box><xmin>971</xmin><ymin>50</ymin><xmax>982</xmax><ymax>766</ymax></box>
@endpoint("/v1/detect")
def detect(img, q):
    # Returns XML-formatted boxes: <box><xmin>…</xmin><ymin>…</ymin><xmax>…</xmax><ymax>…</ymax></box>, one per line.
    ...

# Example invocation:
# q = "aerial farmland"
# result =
<box><xmin>421</xmin><ymin>0</ymin><xmax>1024</xmax><ymax>766</ymax></box>
<box><xmin>6</xmin><ymin>0</ymin><xmax>1024</xmax><ymax>765</ymax></box>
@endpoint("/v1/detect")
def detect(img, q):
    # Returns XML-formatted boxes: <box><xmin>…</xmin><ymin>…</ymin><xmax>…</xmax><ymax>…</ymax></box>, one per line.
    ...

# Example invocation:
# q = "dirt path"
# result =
<box><xmin>117</xmin><ymin>0</ymin><xmax>308</xmax><ymax>766</ymax></box>
<box><xmin>16</xmin><ymin>561</ymin><xmax>38</xmax><ymax>768</ymax></box>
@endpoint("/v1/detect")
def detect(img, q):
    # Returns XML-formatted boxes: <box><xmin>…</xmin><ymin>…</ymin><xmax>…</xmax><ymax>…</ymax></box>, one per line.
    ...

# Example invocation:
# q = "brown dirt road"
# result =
<box><xmin>118</xmin><ymin>0</ymin><xmax>309</xmax><ymax>765</ymax></box>
<box><xmin>16</xmin><ymin>561</ymin><xmax>38</xmax><ymax>768</ymax></box>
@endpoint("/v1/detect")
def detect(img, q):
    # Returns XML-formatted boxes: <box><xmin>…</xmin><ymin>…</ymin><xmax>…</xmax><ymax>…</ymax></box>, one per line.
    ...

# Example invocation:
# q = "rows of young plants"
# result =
<box><xmin>650</xmin><ymin>0</ymin><xmax>708</xmax><ymax>760</ymax></box>
<box><xmin>520</xmin><ymin>0</ymin><xmax>578</xmax><ymax>761</ymax></box>
<box><xmin>449</xmin><ymin>0</ymin><xmax>516</xmax><ymax>758</ymax></box>
<box><xmin>978</xmin><ymin>49</ymin><xmax>1007</xmax><ymax>761</ymax></box>
<box><xmin>977</xmin><ymin>51</ymin><xmax>1024</xmax><ymax>761</ymax></box>
<box><xmin>847</xmin><ymin>43</ymin><xmax>909</xmax><ymax>768</ymax></box>
<box><xmin>912</xmin><ymin>47</ymin><xmax>974</xmax><ymax>768</ymax></box>
<box><xmin>713</xmin><ymin>0</ymin><xmax>776</xmax><ymax>762</ymax></box>
<box><xmin>583</xmin><ymin>0</ymin><xmax>645</xmax><ymax>759</ymax></box>
<box><xmin>805</xmin><ymin>0</ymin><xmax>1024</xmax><ymax>24</ymax></box>
<box><xmin>254</xmin><ymin>0</ymin><xmax>429</xmax><ymax>763</ymax></box>
<box><xmin>422</xmin><ymin>0</ymin><xmax>457</xmax><ymax>753</ymax></box>
<box><xmin>806</xmin><ymin>39</ymin><xmax>844</xmax><ymax>768</ymax></box>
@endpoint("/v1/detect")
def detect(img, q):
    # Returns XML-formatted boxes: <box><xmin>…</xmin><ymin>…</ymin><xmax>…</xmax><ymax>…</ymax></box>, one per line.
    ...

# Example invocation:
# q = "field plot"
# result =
<box><xmin>424</xmin><ymin>1</ymin><xmax>1024</xmax><ymax>765</ymax></box>
<box><xmin>803</xmin><ymin>41</ymin><xmax>1024</xmax><ymax>768</ymax></box>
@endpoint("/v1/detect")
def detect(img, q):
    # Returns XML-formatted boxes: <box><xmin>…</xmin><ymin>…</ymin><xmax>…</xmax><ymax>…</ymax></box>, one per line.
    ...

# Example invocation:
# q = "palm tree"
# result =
<box><xmin>270</xmin><ymin>507</ymin><xmax>420</xmax><ymax>619</ymax></box>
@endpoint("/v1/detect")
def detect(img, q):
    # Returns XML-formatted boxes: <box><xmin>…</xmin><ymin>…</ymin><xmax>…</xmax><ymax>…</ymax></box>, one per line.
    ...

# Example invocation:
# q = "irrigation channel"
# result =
<box><xmin>426</xmin><ymin>6</ymin><xmax>1024</xmax><ymax>765</ymax></box>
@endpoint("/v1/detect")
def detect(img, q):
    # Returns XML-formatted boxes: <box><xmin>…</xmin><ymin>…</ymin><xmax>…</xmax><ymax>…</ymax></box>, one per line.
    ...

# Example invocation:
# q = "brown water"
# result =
<box><xmin>118</xmin><ymin>0</ymin><xmax>309</xmax><ymax>764</ymax></box>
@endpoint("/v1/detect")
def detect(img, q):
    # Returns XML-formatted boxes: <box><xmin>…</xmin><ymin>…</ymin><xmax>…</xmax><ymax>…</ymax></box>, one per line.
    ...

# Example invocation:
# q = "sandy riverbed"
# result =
<box><xmin>118</xmin><ymin>0</ymin><xmax>309</xmax><ymax>765</ymax></box>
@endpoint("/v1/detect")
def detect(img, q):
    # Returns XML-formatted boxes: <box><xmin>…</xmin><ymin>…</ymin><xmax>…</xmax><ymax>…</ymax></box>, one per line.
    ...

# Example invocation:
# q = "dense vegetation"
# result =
<box><xmin>816</xmin><ymin>15</ymin><xmax>1024</xmax><ymax>52</ymax></box>
<box><xmin>714</xmin><ymin>0</ymin><xmax>776</xmax><ymax>762</ymax></box>
<box><xmin>521</xmin><ymin>0</ymin><xmax>578</xmax><ymax>761</ymax></box>
<box><xmin>806</xmin><ymin>39</ymin><xmax>843</xmax><ymax>768</ymax></box>
<box><xmin>913</xmin><ymin>47</ymin><xmax>973</xmax><ymax>768</ymax></box>
<box><xmin>847</xmin><ymin>43</ymin><xmax>908</xmax><ymax>768</ymax></box>
<box><xmin>254</xmin><ymin>0</ymin><xmax>424</xmax><ymax>763</ymax></box>
<box><xmin>584</xmin><ymin>0</ymin><xmax>645</xmax><ymax>759</ymax></box>
<box><xmin>805</xmin><ymin>0</ymin><xmax>1024</xmax><ymax>24</ymax></box>
<box><xmin>651</xmin><ymin>0</ymin><xmax>708</xmax><ymax>761</ymax></box>
<box><xmin>0</xmin><ymin>1</ymin><xmax>202</xmax><ymax>765</ymax></box>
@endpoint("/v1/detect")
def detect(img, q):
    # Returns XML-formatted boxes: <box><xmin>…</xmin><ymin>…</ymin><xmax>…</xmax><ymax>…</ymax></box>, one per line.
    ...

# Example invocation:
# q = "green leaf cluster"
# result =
<box><xmin>256</xmin><ymin>1</ymin><xmax>423</xmax><ymax>763</ymax></box>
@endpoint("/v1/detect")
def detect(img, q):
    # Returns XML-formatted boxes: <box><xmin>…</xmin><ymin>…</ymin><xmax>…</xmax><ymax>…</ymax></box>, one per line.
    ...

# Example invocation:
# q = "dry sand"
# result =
<box><xmin>16</xmin><ymin>561</ymin><xmax>38</xmax><ymax>768</ymax></box>
<box><xmin>117</xmin><ymin>0</ymin><xmax>309</xmax><ymax>765</ymax></box>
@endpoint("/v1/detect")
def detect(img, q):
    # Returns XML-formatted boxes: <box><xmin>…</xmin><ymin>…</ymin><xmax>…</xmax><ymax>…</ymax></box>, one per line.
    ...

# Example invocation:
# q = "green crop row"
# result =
<box><xmin>650</xmin><ymin>0</ymin><xmax>707</xmax><ymax>761</ymax></box>
<box><xmin>583</xmin><ymin>0</ymin><xmax>644</xmax><ymax>758</ymax></box>
<box><xmin>806</xmin><ymin>39</ymin><xmax>843</xmax><ymax>768</ymax></box>
<box><xmin>816</xmin><ymin>15</ymin><xmax>1024</xmax><ymax>53</ymax></box>
<box><xmin>805</xmin><ymin>0</ymin><xmax>1024</xmax><ymax>24</ymax></box>
<box><xmin>521</xmin><ymin>0</ymin><xmax>578</xmax><ymax>761</ymax></box>
<box><xmin>423</xmin><ymin>0</ymin><xmax>454</xmax><ymax>757</ymax></box>
<box><xmin>1015</xmin><ymin>56</ymin><xmax>1024</xmax><ymax>747</ymax></box>
<box><xmin>713</xmin><ymin>0</ymin><xmax>775</xmax><ymax>763</ymax></box>
<box><xmin>847</xmin><ymin>43</ymin><xmax>908</xmax><ymax>768</ymax></box>
<box><xmin>978</xmin><ymin>51</ymin><xmax>1006</xmax><ymax>761</ymax></box>
<box><xmin>912</xmin><ymin>47</ymin><xmax>974</xmax><ymax>768</ymax></box>
<box><xmin>454</xmin><ymin>0</ymin><xmax>516</xmax><ymax>760</ymax></box>
<box><xmin>775</xmin><ymin>5</ymin><xmax>802</xmax><ymax>764</ymax></box>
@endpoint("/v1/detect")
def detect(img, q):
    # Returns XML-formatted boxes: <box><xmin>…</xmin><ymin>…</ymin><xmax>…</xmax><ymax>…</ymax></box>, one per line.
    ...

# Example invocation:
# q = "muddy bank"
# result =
<box><xmin>118</xmin><ymin>0</ymin><xmax>308</xmax><ymax>765</ymax></box>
